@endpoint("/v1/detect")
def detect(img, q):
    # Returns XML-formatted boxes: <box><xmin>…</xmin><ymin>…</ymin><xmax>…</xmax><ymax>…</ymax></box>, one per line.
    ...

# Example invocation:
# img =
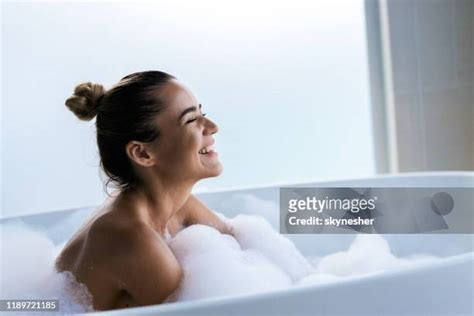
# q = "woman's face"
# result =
<box><xmin>149</xmin><ymin>79</ymin><xmax>222</xmax><ymax>182</ymax></box>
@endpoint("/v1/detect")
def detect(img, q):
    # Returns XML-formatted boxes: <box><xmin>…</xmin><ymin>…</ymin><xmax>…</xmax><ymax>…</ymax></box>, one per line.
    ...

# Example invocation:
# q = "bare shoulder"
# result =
<box><xmin>87</xmin><ymin>213</ymin><xmax>179</xmax><ymax>269</ymax></box>
<box><xmin>87</xmin><ymin>214</ymin><xmax>183</xmax><ymax>306</ymax></box>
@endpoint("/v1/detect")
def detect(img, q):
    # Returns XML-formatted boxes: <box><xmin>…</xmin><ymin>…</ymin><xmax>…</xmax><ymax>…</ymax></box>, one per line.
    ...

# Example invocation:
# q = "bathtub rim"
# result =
<box><xmin>1</xmin><ymin>171</ymin><xmax>473</xmax><ymax>221</ymax></box>
<box><xmin>84</xmin><ymin>252</ymin><xmax>474</xmax><ymax>315</ymax></box>
<box><xmin>193</xmin><ymin>171</ymin><xmax>474</xmax><ymax>194</ymax></box>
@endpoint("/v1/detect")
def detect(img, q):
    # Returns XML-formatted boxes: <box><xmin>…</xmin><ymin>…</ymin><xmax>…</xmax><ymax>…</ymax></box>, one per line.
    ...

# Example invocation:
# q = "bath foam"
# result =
<box><xmin>166</xmin><ymin>214</ymin><xmax>439</xmax><ymax>301</ymax></box>
<box><xmin>167</xmin><ymin>224</ymin><xmax>292</xmax><ymax>301</ymax></box>
<box><xmin>312</xmin><ymin>234</ymin><xmax>438</xmax><ymax>278</ymax></box>
<box><xmin>225</xmin><ymin>214</ymin><xmax>314</xmax><ymax>281</ymax></box>
<box><xmin>0</xmin><ymin>222</ymin><xmax>94</xmax><ymax>314</ymax></box>
<box><xmin>0</xmin><ymin>213</ymin><xmax>439</xmax><ymax>312</ymax></box>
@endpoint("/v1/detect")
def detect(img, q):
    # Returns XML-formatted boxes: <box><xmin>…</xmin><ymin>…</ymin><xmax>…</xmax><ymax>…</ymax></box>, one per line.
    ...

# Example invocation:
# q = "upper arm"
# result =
<box><xmin>110</xmin><ymin>225</ymin><xmax>183</xmax><ymax>306</ymax></box>
<box><xmin>181</xmin><ymin>195</ymin><xmax>233</xmax><ymax>236</ymax></box>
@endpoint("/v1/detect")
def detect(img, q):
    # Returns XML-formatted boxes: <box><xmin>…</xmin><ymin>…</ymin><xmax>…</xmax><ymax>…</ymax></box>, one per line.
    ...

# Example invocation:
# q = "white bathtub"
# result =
<box><xmin>2</xmin><ymin>172</ymin><xmax>473</xmax><ymax>315</ymax></box>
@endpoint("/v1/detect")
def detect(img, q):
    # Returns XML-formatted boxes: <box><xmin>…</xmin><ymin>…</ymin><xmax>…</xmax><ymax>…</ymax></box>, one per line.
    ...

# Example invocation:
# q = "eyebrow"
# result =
<box><xmin>178</xmin><ymin>103</ymin><xmax>202</xmax><ymax>121</ymax></box>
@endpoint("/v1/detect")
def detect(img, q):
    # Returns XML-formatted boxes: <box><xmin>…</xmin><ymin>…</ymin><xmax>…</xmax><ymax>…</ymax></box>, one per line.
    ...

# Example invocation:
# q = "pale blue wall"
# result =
<box><xmin>1</xmin><ymin>1</ymin><xmax>374</xmax><ymax>216</ymax></box>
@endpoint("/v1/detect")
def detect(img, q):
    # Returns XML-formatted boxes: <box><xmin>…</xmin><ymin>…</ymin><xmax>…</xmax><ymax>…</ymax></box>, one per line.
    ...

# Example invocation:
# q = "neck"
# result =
<box><xmin>120</xmin><ymin>177</ymin><xmax>195</xmax><ymax>235</ymax></box>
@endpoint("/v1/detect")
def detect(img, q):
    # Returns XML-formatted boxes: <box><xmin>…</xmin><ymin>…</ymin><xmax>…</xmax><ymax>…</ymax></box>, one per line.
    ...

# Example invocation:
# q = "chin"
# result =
<box><xmin>201</xmin><ymin>162</ymin><xmax>223</xmax><ymax>179</ymax></box>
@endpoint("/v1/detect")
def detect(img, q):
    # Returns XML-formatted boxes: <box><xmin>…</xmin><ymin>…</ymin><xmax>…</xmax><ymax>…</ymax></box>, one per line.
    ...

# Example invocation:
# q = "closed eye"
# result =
<box><xmin>186</xmin><ymin>113</ymin><xmax>207</xmax><ymax>124</ymax></box>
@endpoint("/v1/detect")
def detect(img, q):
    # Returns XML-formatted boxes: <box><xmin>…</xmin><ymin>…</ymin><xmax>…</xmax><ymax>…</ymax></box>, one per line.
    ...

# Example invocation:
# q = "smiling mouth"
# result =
<box><xmin>198</xmin><ymin>145</ymin><xmax>216</xmax><ymax>155</ymax></box>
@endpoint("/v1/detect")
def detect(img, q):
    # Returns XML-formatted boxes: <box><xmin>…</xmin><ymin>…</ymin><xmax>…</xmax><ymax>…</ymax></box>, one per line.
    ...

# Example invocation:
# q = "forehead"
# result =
<box><xmin>157</xmin><ymin>79</ymin><xmax>199</xmax><ymax>117</ymax></box>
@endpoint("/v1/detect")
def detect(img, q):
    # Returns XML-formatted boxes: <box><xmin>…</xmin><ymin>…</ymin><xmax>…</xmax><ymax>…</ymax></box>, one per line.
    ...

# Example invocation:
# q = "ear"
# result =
<box><xmin>125</xmin><ymin>141</ymin><xmax>156</xmax><ymax>167</ymax></box>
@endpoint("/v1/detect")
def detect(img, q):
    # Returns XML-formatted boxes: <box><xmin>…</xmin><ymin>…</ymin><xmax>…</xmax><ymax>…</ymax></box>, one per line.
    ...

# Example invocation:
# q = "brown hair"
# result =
<box><xmin>65</xmin><ymin>71</ymin><xmax>176</xmax><ymax>190</ymax></box>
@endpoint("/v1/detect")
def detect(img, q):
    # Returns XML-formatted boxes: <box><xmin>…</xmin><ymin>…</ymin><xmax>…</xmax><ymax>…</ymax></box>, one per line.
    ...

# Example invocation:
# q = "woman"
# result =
<box><xmin>55</xmin><ymin>71</ymin><xmax>232</xmax><ymax>311</ymax></box>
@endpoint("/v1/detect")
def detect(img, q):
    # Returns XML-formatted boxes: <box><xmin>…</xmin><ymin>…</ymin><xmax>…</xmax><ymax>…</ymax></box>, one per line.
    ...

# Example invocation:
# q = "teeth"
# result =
<box><xmin>199</xmin><ymin>146</ymin><xmax>215</xmax><ymax>154</ymax></box>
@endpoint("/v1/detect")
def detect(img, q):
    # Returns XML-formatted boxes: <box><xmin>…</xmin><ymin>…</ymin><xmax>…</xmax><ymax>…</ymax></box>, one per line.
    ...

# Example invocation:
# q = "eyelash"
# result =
<box><xmin>186</xmin><ymin>113</ymin><xmax>207</xmax><ymax>124</ymax></box>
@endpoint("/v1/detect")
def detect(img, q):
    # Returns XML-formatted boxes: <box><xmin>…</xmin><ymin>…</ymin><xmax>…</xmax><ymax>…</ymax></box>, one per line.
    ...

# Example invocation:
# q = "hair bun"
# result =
<box><xmin>65</xmin><ymin>82</ymin><xmax>106</xmax><ymax>121</ymax></box>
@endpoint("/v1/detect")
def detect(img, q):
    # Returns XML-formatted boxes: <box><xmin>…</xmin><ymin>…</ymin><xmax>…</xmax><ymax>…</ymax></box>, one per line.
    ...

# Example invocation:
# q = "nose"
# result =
<box><xmin>203</xmin><ymin>117</ymin><xmax>219</xmax><ymax>135</ymax></box>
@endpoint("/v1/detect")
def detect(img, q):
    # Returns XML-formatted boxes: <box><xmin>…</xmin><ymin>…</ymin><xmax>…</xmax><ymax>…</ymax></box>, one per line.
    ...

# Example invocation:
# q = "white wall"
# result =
<box><xmin>1</xmin><ymin>1</ymin><xmax>374</xmax><ymax>216</ymax></box>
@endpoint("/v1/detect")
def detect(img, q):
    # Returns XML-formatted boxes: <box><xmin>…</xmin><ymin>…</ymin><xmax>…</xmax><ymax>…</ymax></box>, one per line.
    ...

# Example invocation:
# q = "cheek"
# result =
<box><xmin>182</xmin><ymin>130</ymin><xmax>202</xmax><ymax>152</ymax></box>
<box><xmin>155</xmin><ymin>138</ymin><xmax>181</xmax><ymax>164</ymax></box>
<box><xmin>168</xmin><ymin>135</ymin><xmax>200</xmax><ymax>164</ymax></box>
<box><xmin>157</xmin><ymin>129</ymin><xmax>202</xmax><ymax>166</ymax></box>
